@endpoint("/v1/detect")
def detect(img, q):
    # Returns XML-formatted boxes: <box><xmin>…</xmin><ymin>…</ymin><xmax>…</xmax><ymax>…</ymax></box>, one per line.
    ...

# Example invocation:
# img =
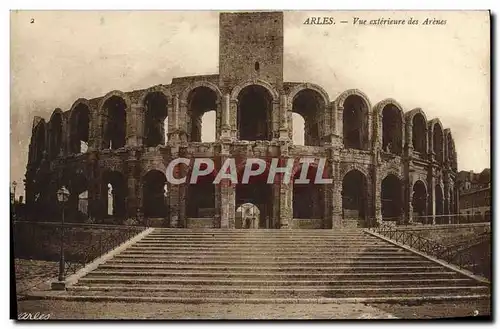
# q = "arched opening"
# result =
<box><xmin>144</xmin><ymin>92</ymin><xmax>168</xmax><ymax>147</ymax></box>
<box><xmin>236</xmin><ymin>164</ymin><xmax>273</xmax><ymax>228</ymax></box>
<box><xmin>292</xmin><ymin>163</ymin><xmax>325</xmax><ymax>220</ymax></box>
<box><xmin>33</xmin><ymin>122</ymin><xmax>46</xmax><ymax>166</ymax></box>
<box><xmin>342</xmin><ymin>170</ymin><xmax>367</xmax><ymax>223</ymax></box>
<box><xmin>201</xmin><ymin>111</ymin><xmax>216</xmax><ymax>142</ymax></box>
<box><xmin>101</xmin><ymin>170</ymin><xmax>126</xmax><ymax>220</ymax></box>
<box><xmin>188</xmin><ymin>87</ymin><xmax>217</xmax><ymax>142</ymax></box>
<box><xmin>292</xmin><ymin>112</ymin><xmax>305</xmax><ymax>145</ymax></box>
<box><xmin>381</xmin><ymin>174</ymin><xmax>402</xmax><ymax>221</ymax></box>
<box><xmin>412</xmin><ymin>113</ymin><xmax>426</xmax><ymax>155</ymax></box>
<box><xmin>237</xmin><ymin>85</ymin><xmax>272</xmax><ymax>141</ymax></box>
<box><xmin>49</xmin><ymin>112</ymin><xmax>63</xmax><ymax>160</ymax></box>
<box><xmin>435</xmin><ymin>184</ymin><xmax>444</xmax><ymax>224</ymax></box>
<box><xmin>102</xmin><ymin>96</ymin><xmax>127</xmax><ymax>150</ymax></box>
<box><xmin>343</xmin><ymin>95</ymin><xmax>369</xmax><ymax>150</ymax></box>
<box><xmin>186</xmin><ymin>170</ymin><xmax>216</xmax><ymax>219</ymax></box>
<box><xmin>447</xmin><ymin>133</ymin><xmax>456</xmax><ymax>169</ymax></box>
<box><xmin>67</xmin><ymin>173</ymin><xmax>89</xmax><ymax>223</ymax></box>
<box><xmin>292</xmin><ymin>89</ymin><xmax>324</xmax><ymax>146</ymax></box>
<box><xmin>474</xmin><ymin>211</ymin><xmax>482</xmax><ymax>223</ymax></box>
<box><xmin>236</xmin><ymin>203</ymin><xmax>261</xmax><ymax>229</ymax></box>
<box><xmin>382</xmin><ymin>104</ymin><xmax>403</xmax><ymax>155</ymax></box>
<box><xmin>433</xmin><ymin>123</ymin><xmax>444</xmax><ymax>163</ymax></box>
<box><xmin>412</xmin><ymin>180</ymin><xmax>427</xmax><ymax>223</ymax></box>
<box><xmin>484</xmin><ymin>210</ymin><xmax>491</xmax><ymax>222</ymax></box>
<box><xmin>70</xmin><ymin>104</ymin><xmax>90</xmax><ymax>154</ymax></box>
<box><xmin>143</xmin><ymin>170</ymin><xmax>168</xmax><ymax>218</ymax></box>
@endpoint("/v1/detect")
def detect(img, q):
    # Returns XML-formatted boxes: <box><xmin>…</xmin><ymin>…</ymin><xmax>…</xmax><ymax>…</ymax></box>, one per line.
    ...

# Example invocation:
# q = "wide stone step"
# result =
<box><xmin>76</xmin><ymin>277</ymin><xmax>477</xmax><ymax>287</ymax></box>
<box><xmin>84</xmin><ymin>270</ymin><xmax>460</xmax><ymax>280</ymax></box>
<box><xmin>126</xmin><ymin>246</ymin><xmax>402</xmax><ymax>252</ymax></box>
<box><xmin>67</xmin><ymin>284</ymin><xmax>490</xmax><ymax>298</ymax></box>
<box><xmin>95</xmin><ymin>265</ymin><xmax>447</xmax><ymax>273</ymax></box>
<box><xmin>105</xmin><ymin>259</ymin><xmax>436</xmax><ymax>266</ymax></box>
<box><xmin>113</xmin><ymin>254</ymin><xmax>423</xmax><ymax>261</ymax></box>
<box><xmin>141</xmin><ymin>236</ymin><xmax>372</xmax><ymax>241</ymax></box>
<box><xmin>134</xmin><ymin>240</ymin><xmax>388</xmax><ymax>246</ymax></box>
<box><xmin>118</xmin><ymin>250</ymin><xmax>411</xmax><ymax>257</ymax></box>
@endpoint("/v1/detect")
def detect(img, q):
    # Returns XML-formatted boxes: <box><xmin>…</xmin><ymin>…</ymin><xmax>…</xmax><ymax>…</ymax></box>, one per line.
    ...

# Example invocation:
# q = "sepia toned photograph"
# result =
<box><xmin>10</xmin><ymin>9</ymin><xmax>491</xmax><ymax>320</ymax></box>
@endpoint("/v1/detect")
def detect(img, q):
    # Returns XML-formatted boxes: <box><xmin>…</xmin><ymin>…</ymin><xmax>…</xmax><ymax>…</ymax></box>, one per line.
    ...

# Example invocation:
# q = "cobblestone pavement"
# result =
<box><xmin>16</xmin><ymin>300</ymin><xmax>398</xmax><ymax>319</ymax></box>
<box><xmin>15</xmin><ymin>299</ymin><xmax>491</xmax><ymax>320</ymax></box>
<box><xmin>14</xmin><ymin>259</ymin><xmax>59</xmax><ymax>296</ymax></box>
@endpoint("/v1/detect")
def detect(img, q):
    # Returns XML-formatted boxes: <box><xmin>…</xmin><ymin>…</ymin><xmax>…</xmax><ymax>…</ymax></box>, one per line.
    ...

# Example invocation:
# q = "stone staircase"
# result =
<box><xmin>62</xmin><ymin>228</ymin><xmax>490</xmax><ymax>303</ymax></box>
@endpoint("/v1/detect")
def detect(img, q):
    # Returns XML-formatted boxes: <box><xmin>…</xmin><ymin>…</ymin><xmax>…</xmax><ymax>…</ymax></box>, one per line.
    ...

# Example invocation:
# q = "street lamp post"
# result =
<box><xmin>52</xmin><ymin>186</ymin><xmax>70</xmax><ymax>290</ymax></box>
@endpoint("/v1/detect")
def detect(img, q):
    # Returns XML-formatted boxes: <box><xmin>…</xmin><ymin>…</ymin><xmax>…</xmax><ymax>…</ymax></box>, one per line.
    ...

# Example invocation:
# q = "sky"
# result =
<box><xmin>10</xmin><ymin>10</ymin><xmax>490</xmax><ymax>197</ymax></box>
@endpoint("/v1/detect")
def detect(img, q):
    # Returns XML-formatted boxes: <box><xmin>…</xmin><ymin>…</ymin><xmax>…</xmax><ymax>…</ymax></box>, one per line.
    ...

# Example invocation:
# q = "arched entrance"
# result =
<box><xmin>236</xmin><ymin>203</ymin><xmax>261</xmax><ymax>229</ymax></box>
<box><xmin>237</xmin><ymin>85</ymin><xmax>273</xmax><ymax>141</ymax></box>
<box><xmin>186</xmin><ymin>169</ymin><xmax>216</xmax><ymax>220</ymax></box>
<box><xmin>381</xmin><ymin>174</ymin><xmax>402</xmax><ymax>221</ymax></box>
<box><xmin>342</xmin><ymin>170</ymin><xmax>367</xmax><ymax>225</ymax></box>
<box><xmin>292</xmin><ymin>163</ymin><xmax>325</xmax><ymax>224</ymax></box>
<box><xmin>412</xmin><ymin>180</ymin><xmax>427</xmax><ymax>223</ymax></box>
<box><xmin>143</xmin><ymin>170</ymin><xmax>169</xmax><ymax>218</ymax></box>
<box><xmin>101</xmin><ymin>170</ymin><xmax>126</xmax><ymax>221</ymax></box>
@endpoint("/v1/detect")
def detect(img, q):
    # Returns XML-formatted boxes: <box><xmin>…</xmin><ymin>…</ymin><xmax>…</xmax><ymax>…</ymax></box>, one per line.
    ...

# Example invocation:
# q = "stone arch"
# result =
<box><xmin>336</xmin><ymin>90</ymin><xmax>371</xmax><ymax>150</ymax></box>
<box><xmin>340</xmin><ymin>163</ymin><xmax>370</xmax><ymax>181</ymax></box>
<box><xmin>405</xmin><ymin>108</ymin><xmax>428</xmax><ymax>155</ymax></box>
<box><xmin>342</xmin><ymin>169</ymin><xmax>368</xmax><ymax>222</ymax></box>
<box><xmin>138</xmin><ymin>85</ymin><xmax>172</xmax><ymax>107</ymax></box>
<box><xmin>141</xmin><ymin>161</ymin><xmax>167</xmax><ymax>178</ymax></box>
<box><xmin>412</xmin><ymin>180</ymin><xmax>427</xmax><ymax>220</ymax></box>
<box><xmin>374</xmin><ymin>99</ymin><xmax>405</xmax><ymax>155</ymax></box>
<box><xmin>31</xmin><ymin>119</ymin><xmax>47</xmax><ymax>165</ymax></box>
<box><xmin>142</xmin><ymin>169</ymin><xmax>169</xmax><ymax>218</ymax></box>
<box><xmin>68</xmin><ymin>99</ymin><xmax>91</xmax><ymax>154</ymax></box>
<box><xmin>287</xmin><ymin>83</ymin><xmax>330</xmax><ymax>109</ymax></box>
<box><xmin>381</xmin><ymin>173</ymin><xmax>403</xmax><ymax>221</ymax></box>
<box><xmin>236</xmin><ymin>203</ymin><xmax>261</xmax><ymax>229</ymax></box>
<box><xmin>236</xmin><ymin>84</ymin><xmax>274</xmax><ymax>141</ymax></box>
<box><xmin>143</xmin><ymin>91</ymin><xmax>169</xmax><ymax>147</ymax></box>
<box><xmin>290</xmin><ymin>87</ymin><xmax>328</xmax><ymax>146</ymax></box>
<box><xmin>180</xmin><ymin>81</ymin><xmax>222</xmax><ymax>105</ymax></box>
<box><xmin>230</xmin><ymin>78</ymin><xmax>279</xmax><ymax>102</ymax></box>
<box><xmin>99</xmin><ymin>91</ymin><xmax>130</xmax><ymax>150</ymax></box>
<box><xmin>48</xmin><ymin>108</ymin><xmax>64</xmax><ymax>160</ymax></box>
<box><xmin>429</xmin><ymin>118</ymin><xmax>444</xmax><ymax>163</ymax></box>
<box><xmin>382</xmin><ymin>167</ymin><xmax>403</xmax><ymax>181</ymax></box>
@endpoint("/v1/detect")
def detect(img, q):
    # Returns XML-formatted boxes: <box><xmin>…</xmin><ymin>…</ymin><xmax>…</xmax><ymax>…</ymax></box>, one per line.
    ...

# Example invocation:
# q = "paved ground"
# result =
<box><xmin>14</xmin><ymin>259</ymin><xmax>59</xmax><ymax>296</ymax></box>
<box><xmin>15</xmin><ymin>299</ymin><xmax>491</xmax><ymax>320</ymax></box>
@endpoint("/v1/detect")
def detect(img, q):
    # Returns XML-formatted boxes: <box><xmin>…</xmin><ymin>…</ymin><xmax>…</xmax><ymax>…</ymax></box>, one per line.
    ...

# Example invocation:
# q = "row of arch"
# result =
<box><xmin>31</xmin><ymin>165</ymin><xmax>456</xmax><ymax>226</ymax></box>
<box><xmin>29</xmin><ymin>81</ymin><xmax>457</xmax><ymax>170</ymax></box>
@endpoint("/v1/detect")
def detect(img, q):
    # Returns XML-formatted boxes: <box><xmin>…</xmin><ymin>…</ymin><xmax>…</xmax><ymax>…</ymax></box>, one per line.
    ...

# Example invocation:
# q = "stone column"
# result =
<box><xmin>86</xmin><ymin>150</ymin><xmax>100</xmax><ymax>223</ymax></box>
<box><xmin>428</xmin><ymin>173</ymin><xmax>436</xmax><ymax>225</ymax></box>
<box><xmin>127</xmin><ymin>104</ymin><xmax>140</xmax><ymax>147</ymax></box>
<box><xmin>219</xmin><ymin>179</ymin><xmax>236</xmax><ymax>228</ymax></box>
<box><xmin>278</xmin><ymin>95</ymin><xmax>289</xmax><ymax>141</ymax></box>
<box><xmin>125</xmin><ymin>150</ymin><xmax>141</xmax><ymax>224</ymax></box>
<box><xmin>168</xmin><ymin>95</ymin><xmax>181</xmax><ymax>145</ymax></box>
<box><xmin>373</xmin><ymin>166</ymin><xmax>383</xmax><ymax>225</ymax></box>
<box><xmin>220</xmin><ymin>94</ymin><xmax>232</xmax><ymax>140</ymax></box>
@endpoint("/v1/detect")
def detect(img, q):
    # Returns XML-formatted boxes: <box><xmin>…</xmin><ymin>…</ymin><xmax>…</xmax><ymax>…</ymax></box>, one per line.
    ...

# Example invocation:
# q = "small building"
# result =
<box><xmin>458</xmin><ymin>169</ymin><xmax>491</xmax><ymax>222</ymax></box>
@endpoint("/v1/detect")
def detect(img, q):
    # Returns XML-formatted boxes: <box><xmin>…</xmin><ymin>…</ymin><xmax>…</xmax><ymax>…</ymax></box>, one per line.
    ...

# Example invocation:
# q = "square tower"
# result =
<box><xmin>219</xmin><ymin>12</ymin><xmax>284</xmax><ymax>89</ymax></box>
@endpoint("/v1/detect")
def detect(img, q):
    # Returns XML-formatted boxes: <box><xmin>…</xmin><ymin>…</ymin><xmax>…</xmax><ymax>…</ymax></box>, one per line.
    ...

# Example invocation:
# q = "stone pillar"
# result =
<box><xmin>220</xmin><ymin>94</ymin><xmax>232</xmax><ymax>140</ymax></box>
<box><xmin>331</xmin><ymin>179</ymin><xmax>343</xmax><ymax>228</ymax></box>
<box><xmin>86</xmin><ymin>150</ymin><xmax>100</xmax><ymax>223</ymax></box>
<box><xmin>373</xmin><ymin>166</ymin><xmax>383</xmax><ymax>225</ymax></box>
<box><xmin>406</xmin><ymin>121</ymin><xmax>414</xmax><ymax>157</ymax></box>
<box><xmin>127</xmin><ymin>104</ymin><xmax>140</xmax><ymax>147</ymax></box>
<box><xmin>229</xmin><ymin>99</ymin><xmax>238</xmax><ymax>139</ymax></box>
<box><xmin>125</xmin><ymin>150</ymin><xmax>141</xmax><ymax>224</ymax></box>
<box><xmin>219</xmin><ymin>180</ymin><xmax>235</xmax><ymax>228</ymax></box>
<box><xmin>428</xmin><ymin>174</ymin><xmax>436</xmax><ymax>225</ymax></box>
<box><xmin>278</xmin><ymin>94</ymin><xmax>289</xmax><ymax>141</ymax></box>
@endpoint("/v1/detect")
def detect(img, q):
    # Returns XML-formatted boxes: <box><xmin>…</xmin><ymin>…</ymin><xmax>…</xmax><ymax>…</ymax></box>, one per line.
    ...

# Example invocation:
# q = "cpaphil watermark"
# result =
<box><xmin>18</xmin><ymin>312</ymin><xmax>51</xmax><ymax>320</ymax></box>
<box><xmin>165</xmin><ymin>157</ymin><xmax>333</xmax><ymax>185</ymax></box>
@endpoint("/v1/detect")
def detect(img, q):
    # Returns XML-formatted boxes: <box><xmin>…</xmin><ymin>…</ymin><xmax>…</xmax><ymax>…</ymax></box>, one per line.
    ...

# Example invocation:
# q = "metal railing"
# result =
<box><xmin>368</xmin><ymin>221</ymin><xmax>489</xmax><ymax>277</ymax></box>
<box><xmin>62</xmin><ymin>226</ymin><xmax>143</xmax><ymax>276</ymax></box>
